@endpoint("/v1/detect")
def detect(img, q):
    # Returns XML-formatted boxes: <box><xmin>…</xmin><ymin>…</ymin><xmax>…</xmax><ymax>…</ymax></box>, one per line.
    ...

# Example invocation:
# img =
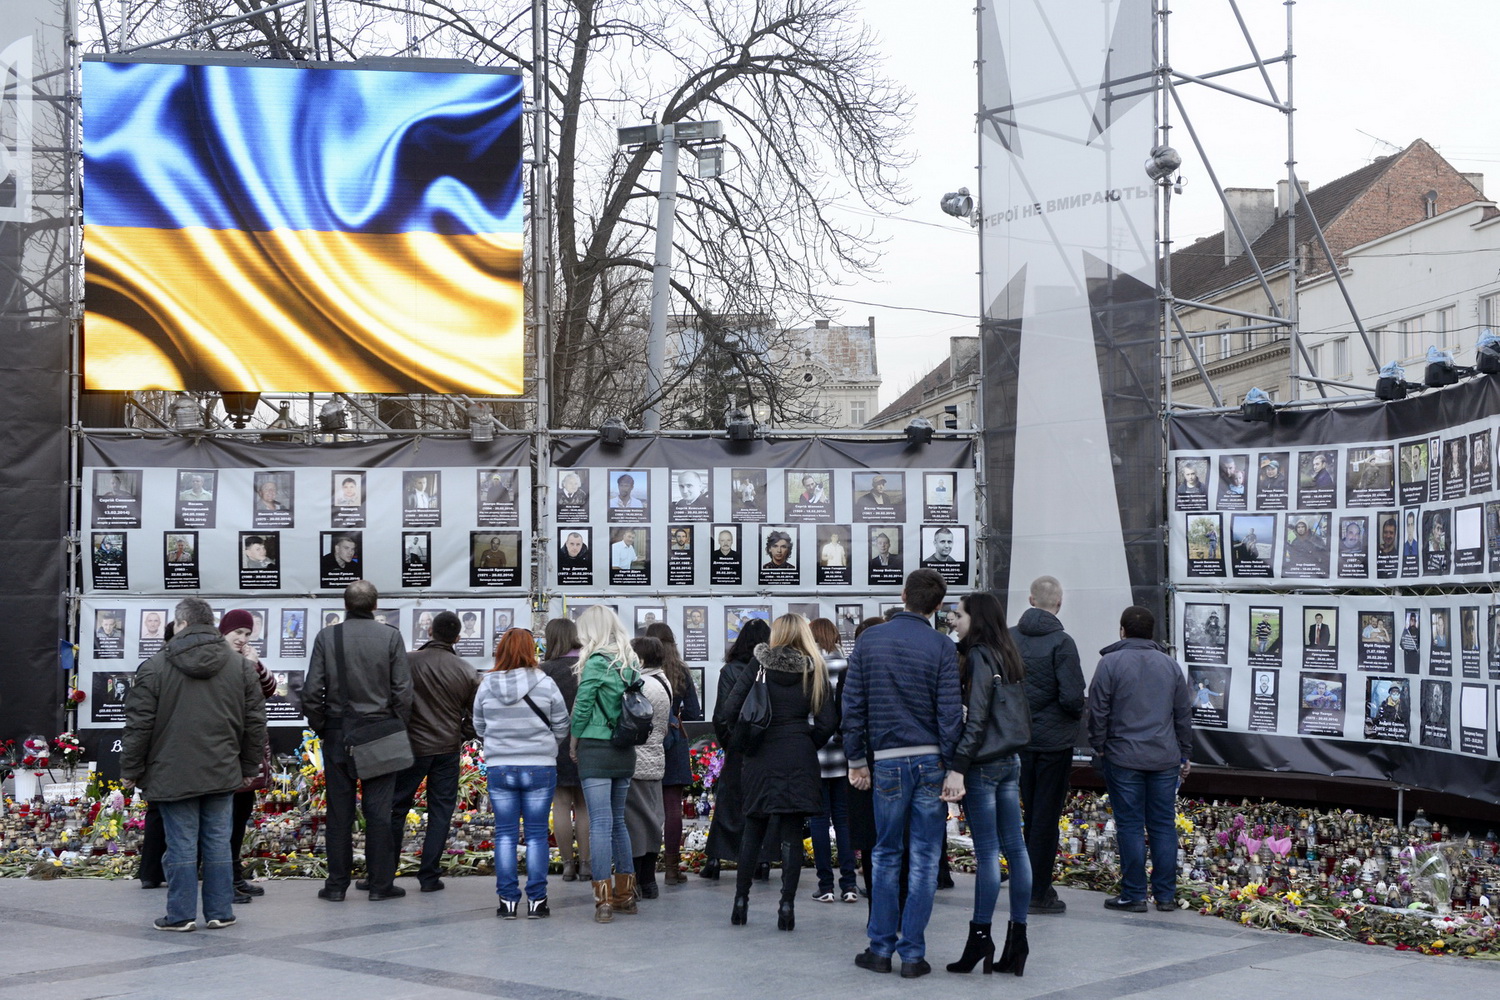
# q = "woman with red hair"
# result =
<box><xmin>474</xmin><ymin>627</ymin><xmax>571</xmax><ymax>919</ymax></box>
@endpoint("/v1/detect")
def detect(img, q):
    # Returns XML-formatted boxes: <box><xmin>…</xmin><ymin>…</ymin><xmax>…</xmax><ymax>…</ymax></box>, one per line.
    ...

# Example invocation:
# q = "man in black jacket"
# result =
<box><xmin>1011</xmin><ymin>576</ymin><xmax>1085</xmax><ymax>915</ymax></box>
<box><xmin>304</xmin><ymin>581</ymin><xmax>412</xmax><ymax>902</ymax></box>
<box><xmin>122</xmin><ymin>597</ymin><xmax>266</xmax><ymax>932</ymax></box>
<box><xmin>385</xmin><ymin>611</ymin><xmax>479</xmax><ymax>892</ymax></box>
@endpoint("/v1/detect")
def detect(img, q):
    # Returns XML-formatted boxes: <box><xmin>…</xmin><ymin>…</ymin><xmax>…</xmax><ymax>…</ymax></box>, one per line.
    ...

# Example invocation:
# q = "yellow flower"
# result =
<box><xmin>1175</xmin><ymin>813</ymin><xmax>1195</xmax><ymax>834</ymax></box>
<box><xmin>1284</xmin><ymin>891</ymin><xmax>1304</xmax><ymax>907</ymax></box>
<box><xmin>1431</xmin><ymin>940</ymin><xmax>1446</xmax><ymax>950</ymax></box>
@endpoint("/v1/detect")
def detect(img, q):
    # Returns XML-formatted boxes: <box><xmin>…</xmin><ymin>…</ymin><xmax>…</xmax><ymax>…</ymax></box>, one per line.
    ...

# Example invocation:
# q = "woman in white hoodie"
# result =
<box><xmin>474</xmin><ymin>628</ymin><xmax>571</xmax><ymax>919</ymax></box>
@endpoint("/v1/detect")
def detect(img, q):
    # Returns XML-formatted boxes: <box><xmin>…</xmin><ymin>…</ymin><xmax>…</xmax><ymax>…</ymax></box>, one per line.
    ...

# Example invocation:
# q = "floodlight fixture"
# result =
<box><xmin>219</xmin><ymin>391</ymin><xmax>260</xmax><ymax>428</ymax></box>
<box><xmin>317</xmin><ymin>397</ymin><xmax>348</xmax><ymax>433</ymax></box>
<box><xmin>1423</xmin><ymin>346</ymin><xmax>1460</xmax><ymax>388</ymax></box>
<box><xmin>1375</xmin><ymin>362</ymin><xmax>1409</xmax><ymax>401</ymax></box>
<box><xmin>468</xmin><ymin>401</ymin><xmax>496</xmax><ymax>442</ymax></box>
<box><xmin>940</xmin><ymin>187</ymin><xmax>975</xmax><ymax>220</ymax></box>
<box><xmin>599</xmin><ymin>417</ymin><xmax>629</xmax><ymax>447</ymax></box>
<box><xmin>725</xmin><ymin>408</ymin><xmax>756</xmax><ymax>441</ymax></box>
<box><xmin>943</xmin><ymin>404</ymin><xmax>959</xmax><ymax>430</ymax></box>
<box><xmin>1477</xmin><ymin>328</ymin><xmax>1500</xmax><ymax>375</ymax></box>
<box><xmin>171</xmin><ymin>393</ymin><xmax>203</xmax><ymax>430</ymax></box>
<box><xmin>905</xmin><ymin>416</ymin><xmax>935</xmax><ymax>446</ymax></box>
<box><xmin>1145</xmin><ymin>145</ymin><xmax>1182</xmax><ymax>182</ymax></box>
<box><xmin>616</xmin><ymin>124</ymin><xmax>662</xmax><ymax>147</ymax></box>
<box><xmin>1240</xmin><ymin>387</ymin><xmax>1274</xmax><ymax>423</ymax></box>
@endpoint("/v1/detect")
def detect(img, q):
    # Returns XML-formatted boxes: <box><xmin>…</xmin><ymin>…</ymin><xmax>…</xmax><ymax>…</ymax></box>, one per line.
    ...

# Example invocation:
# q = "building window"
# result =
<box><xmin>1481</xmin><ymin>292</ymin><xmax>1500</xmax><ymax>333</ymax></box>
<box><xmin>1329</xmin><ymin>337</ymin><xmax>1349</xmax><ymax>378</ymax></box>
<box><xmin>849</xmin><ymin>399</ymin><xmax>867</xmax><ymax>426</ymax></box>
<box><xmin>1398</xmin><ymin>317</ymin><xmax>1423</xmax><ymax>360</ymax></box>
<box><xmin>1218</xmin><ymin>324</ymin><xmax>1231</xmax><ymax>360</ymax></box>
<box><xmin>1435</xmin><ymin>307</ymin><xmax>1455</xmax><ymax>350</ymax></box>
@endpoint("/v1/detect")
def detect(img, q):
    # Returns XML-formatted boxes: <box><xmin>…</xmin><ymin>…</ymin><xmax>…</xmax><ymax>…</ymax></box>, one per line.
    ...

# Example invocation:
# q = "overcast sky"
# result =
<box><xmin>842</xmin><ymin>1</ymin><xmax>1500</xmax><ymax>409</ymax></box>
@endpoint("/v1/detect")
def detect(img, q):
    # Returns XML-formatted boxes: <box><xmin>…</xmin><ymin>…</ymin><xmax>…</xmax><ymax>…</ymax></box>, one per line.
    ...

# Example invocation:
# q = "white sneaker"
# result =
<box><xmin>812</xmin><ymin>891</ymin><xmax>836</xmax><ymax>903</ymax></box>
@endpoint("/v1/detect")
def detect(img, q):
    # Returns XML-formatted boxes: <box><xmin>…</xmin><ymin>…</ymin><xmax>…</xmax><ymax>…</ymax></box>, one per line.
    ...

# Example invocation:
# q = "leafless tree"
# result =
<box><xmin>81</xmin><ymin>0</ymin><xmax>912</xmax><ymax>429</ymax></box>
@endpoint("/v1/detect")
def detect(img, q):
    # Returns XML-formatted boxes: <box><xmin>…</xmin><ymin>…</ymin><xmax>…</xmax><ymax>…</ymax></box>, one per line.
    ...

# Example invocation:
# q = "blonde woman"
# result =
<box><xmin>569</xmin><ymin>606</ymin><xmax>643</xmax><ymax>923</ymax></box>
<box><xmin>718</xmin><ymin>614</ymin><xmax>837</xmax><ymax>931</ymax></box>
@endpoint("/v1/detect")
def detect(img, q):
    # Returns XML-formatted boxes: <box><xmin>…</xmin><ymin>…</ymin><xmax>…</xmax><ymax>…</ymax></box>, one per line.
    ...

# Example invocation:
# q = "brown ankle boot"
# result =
<box><xmin>612</xmin><ymin>872</ymin><xmax>639</xmax><ymax>914</ymax></box>
<box><xmin>591</xmin><ymin>879</ymin><xmax>613</xmax><ymax>923</ymax></box>
<box><xmin>663</xmin><ymin>852</ymin><xmax>683</xmax><ymax>884</ymax></box>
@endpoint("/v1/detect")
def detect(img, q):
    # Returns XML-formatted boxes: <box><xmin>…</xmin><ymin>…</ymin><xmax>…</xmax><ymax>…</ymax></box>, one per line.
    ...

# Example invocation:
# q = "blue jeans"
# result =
<box><xmin>159</xmin><ymin>793</ymin><xmax>235</xmax><ymax>924</ymax></box>
<box><xmin>965</xmin><ymin>755</ymin><xmax>1031</xmax><ymax>924</ymax></box>
<box><xmin>580</xmin><ymin>776</ymin><xmax>633</xmax><ymax>878</ymax></box>
<box><xmin>1100</xmin><ymin>757</ymin><xmax>1179</xmax><ymax>902</ymax></box>
<box><xmin>488</xmin><ymin>766</ymin><xmax>557</xmax><ymax>901</ymax></box>
<box><xmin>810</xmin><ymin>778</ymin><xmax>857</xmax><ymax>894</ymax></box>
<box><xmin>869</xmin><ymin>754</ymin><xmax>946</xmax><ymax>962</ymax></box>
<box><xmin>391</xmin><ymin>752</ymin><xmax>461</xmax><ymax>886</ymax></box>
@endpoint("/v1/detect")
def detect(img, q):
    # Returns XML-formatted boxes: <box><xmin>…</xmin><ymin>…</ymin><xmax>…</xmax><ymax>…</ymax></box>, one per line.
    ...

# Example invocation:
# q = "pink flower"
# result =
<box><xmin>1266</xmin><ymin>836</ymin><xmax>1292</xmax><ymax>858</ymax></box>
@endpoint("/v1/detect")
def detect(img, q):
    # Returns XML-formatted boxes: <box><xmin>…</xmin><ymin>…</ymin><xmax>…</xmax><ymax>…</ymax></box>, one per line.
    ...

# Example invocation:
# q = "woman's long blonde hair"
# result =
<box><xmin>768</xmin><ymin>613</ymin><xmax>829</xmax><ymax>713</ymax></box>
<box><xmin>574</xmin><ymin>605</ymin><xmax>640</xmax><ymax>677</ymax></box>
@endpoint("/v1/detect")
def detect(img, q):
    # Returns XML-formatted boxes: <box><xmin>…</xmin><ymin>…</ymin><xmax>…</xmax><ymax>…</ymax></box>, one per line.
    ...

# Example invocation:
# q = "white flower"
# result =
<box><xmin>1352</xmin><ymin>888</ymin><xmax>1363</xmax><ymax>900</ymax></box>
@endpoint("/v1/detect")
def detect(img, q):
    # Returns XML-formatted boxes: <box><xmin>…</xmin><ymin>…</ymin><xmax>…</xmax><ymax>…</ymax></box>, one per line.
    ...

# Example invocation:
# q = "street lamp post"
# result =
<box><xmin>617</xmin><ymin>120</ymin><xmax>724</xmax><ymax>432</ymax></box>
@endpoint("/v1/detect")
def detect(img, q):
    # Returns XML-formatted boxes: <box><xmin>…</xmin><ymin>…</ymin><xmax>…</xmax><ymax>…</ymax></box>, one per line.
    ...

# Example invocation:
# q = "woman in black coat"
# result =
<box><xmin>701</xmin><ymin>619</ymin><xmax>773</xmax><ymax>878</ymax></box>
<box><xmin>720</xmin><ymin>614</ymin><xmax>837</xmax><ymax>931</ymax></box>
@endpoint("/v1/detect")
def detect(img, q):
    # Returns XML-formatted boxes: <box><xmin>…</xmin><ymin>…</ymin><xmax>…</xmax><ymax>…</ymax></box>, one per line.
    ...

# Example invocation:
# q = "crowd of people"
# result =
<box><xmin>122</xmin><ymin>571</ymin><xmax>1193</xmax><ymax>979</ymax></box>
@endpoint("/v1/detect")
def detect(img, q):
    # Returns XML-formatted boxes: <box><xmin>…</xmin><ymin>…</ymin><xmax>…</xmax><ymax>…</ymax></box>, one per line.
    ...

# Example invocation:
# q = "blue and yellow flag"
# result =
<box><xmin>83</xmin><ymin>59</ymin><xmax>524</xmax><ymax>394</ymax></box>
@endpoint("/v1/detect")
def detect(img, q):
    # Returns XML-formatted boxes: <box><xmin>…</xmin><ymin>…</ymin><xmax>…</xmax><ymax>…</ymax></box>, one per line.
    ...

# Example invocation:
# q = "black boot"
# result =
<box><xmin>945</xmin><ymin>921</ymin><xmax>994</xmax><ymax>974</ymax></box>
<box><xmin>995</xmin><ymin>920</ymin><xmax>1029</xmax><ymax>977</ymax></box>
<box><xmin>635</xmin><ymin>854</ymin><xmax>659</xmax><ymax>899</ymax></box>
<box><xmin>699</xmin><ymin>858</ymin><xmax>721</xmax><ymax>880</ymax></box>
<box><xmin>777</xmin><ymin>840</ymin><xmax>801</xmax><ymax>930</ymax></box>
<box><xmin>730</xmin><ymin>894</ymin><xmax>749</xmax><ymax>925</ymax></box>
<box><xmin>753</xmin><ymin>861</ymin><xmax>770</xmax><ymax>881</ymax></box>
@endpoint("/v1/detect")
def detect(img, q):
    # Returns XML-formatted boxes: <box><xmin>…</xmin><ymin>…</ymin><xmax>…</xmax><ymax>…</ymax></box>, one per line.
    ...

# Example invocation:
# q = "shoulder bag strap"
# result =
<box><xmin>333</xmin><ymin>623</ymin><xmax>356</xmax><ymax>728</ymax></box>
<box><xmin>521</xmin><ymin>692</ymin><xmax>551</xmax><ymax>727</ymax></box>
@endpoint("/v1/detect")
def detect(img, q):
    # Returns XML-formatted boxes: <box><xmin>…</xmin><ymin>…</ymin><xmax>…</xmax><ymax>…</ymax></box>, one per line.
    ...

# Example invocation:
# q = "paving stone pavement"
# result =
<box><xmin>2</xmin><ymin>873</ymin><xmax>1496</xmax><ymax>999</ymax></box>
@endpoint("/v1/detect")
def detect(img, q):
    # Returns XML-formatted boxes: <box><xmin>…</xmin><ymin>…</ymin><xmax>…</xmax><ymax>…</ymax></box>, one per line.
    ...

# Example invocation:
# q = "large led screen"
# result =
<box><xmin>82</xmin><ymin>57</ymin><xmax>524</xmax><ymax>394</ymax></box>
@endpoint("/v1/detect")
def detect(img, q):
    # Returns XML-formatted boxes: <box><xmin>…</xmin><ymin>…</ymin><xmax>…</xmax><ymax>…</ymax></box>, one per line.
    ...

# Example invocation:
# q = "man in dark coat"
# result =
<box><xmin>122</xmin><ymin>597</ymin><xmax>267</xmax><ymax>931</ymax></box>
<box><xmin>386</xmin><ymin>611</ymin><xmax>478</xmax><ymax>892</ymax></box>
<box><xmin>1011</xmin><ymin>576</ymin><xmax>1085</xmax><ymax>915</ymax></box>
<box><xmin>304</xmin><ymin>580</ymin><xmax>412</xmax><ymax>901</ymax></box>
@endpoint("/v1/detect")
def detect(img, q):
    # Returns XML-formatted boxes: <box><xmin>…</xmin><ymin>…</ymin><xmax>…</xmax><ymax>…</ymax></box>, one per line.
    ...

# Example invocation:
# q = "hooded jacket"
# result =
<box><xmin>121</xmin><ymin>624</ymin><xmax>267</xmax><ymax>802</ymax></box>
<box><xmin>1011</xmin><ymin>607</ymin><xmax>1086</xmax><ymax>752</ymax></box>
<box><xmin>474</xmin><ymin>667</ymin><xmax>570</xmax><ymax>768</ymax></box>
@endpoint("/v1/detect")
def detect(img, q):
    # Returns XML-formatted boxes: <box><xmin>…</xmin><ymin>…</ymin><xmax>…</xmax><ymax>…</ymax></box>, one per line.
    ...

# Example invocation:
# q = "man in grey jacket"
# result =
<box><xmin>386</xmin><ymin>611</ymin><xmax>478</xmax><ymax>893</ymax></box>
<box><xmin>123</xmin><ymin>597</ymin><xmax>267</xmax><ymax>932</ymax></box>
<box><xmin>304</xmin><ymin>580</ymin><xmax>412</xmax><ymax>902</ymax></box>
<box><xmin>1012</xmin><ymin>575</ymin><xmax>1085</xmax><ymax>915</ymax></box>
<box><xmin>1086</xmin><ymin>606</ymin><xmax>1192</xmax><ymax>914</ymax></box>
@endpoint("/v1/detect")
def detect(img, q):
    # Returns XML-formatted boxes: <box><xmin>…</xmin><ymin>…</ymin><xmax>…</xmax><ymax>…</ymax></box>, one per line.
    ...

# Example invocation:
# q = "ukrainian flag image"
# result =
<box><xmin>83</xmin><ymin>58</ymin><xmax>524</xmax><ymax>394</ymax></box>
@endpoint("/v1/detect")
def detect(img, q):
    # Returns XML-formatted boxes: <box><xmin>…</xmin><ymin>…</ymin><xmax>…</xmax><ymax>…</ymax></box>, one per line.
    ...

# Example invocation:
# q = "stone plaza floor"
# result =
<box><xmin>2</xmin><ymin>872</ymin><xmax>1497</xmax><ymax>999</ymax></box>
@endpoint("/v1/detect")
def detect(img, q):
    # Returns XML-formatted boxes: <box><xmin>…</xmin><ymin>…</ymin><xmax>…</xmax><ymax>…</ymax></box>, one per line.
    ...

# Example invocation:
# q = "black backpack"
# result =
<box><xmin>604</xmin><ymin>665</ymin><xmax>655</xmax><ymax>748</ymax></box>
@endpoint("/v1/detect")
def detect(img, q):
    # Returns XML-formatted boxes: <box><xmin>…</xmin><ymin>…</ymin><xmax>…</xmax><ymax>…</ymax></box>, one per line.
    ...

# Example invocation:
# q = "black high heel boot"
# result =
<box><xmin>945</xmin><ymin>921</ymin><xmax>994</xmax><ymax>974</ymax></box>
<box><xmin>699</xmin><ymin>858</ymin><xmax>720</xmax><ymax>880</ymax></box>
<box><xmin>995</xmin><ymin>920</ymin><xmax>1029</xmax><ymax>977</ymax></box>
<box><xmin>777</xmin><ymin>897</ymin><xmax>796</xmax><ymax>931</ymax></box>
<box><xmin>730</xmin><ymin>895</ymin><xmax>749</xmax><ymax>925</ymax></box>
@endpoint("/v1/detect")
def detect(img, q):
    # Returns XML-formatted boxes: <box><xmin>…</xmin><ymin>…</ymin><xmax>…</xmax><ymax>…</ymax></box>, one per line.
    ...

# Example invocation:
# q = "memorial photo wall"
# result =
<box><xmin>546</xmin><ymin>440</ymin><xmax>975</xmax><ymax>594</ymax></box>
<box><xmin>83</xmin><ymin>436</ymin><xmax>532</xmax><ymax>596</ymax></box>
<box><xmin>1169</xmin><ymin>399</ymin><xmax>1500</xmax><ymax>588</ymax></box>
<box><xmin>1173</xmin><ymin>591</ymin><xmax>1500</xmax><ymax>763</ymax></box>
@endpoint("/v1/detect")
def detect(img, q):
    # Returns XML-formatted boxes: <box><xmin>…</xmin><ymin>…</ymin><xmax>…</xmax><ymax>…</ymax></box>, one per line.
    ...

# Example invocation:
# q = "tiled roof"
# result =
<box><xmin>871</xmin><ymin>345</ymin><xmax>981</xmax><ymax>424</ymax></box>
<box><xmin>1167</xmin><ymin>153</ymin><xmax>1405</xmax><ymax>301</ymax></box>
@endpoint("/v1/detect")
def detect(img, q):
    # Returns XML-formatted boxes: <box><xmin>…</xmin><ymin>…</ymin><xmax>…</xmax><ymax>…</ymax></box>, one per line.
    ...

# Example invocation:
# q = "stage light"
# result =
<box><xmin>468</xmin><ymin>402</ymin><xmax>496</xmax><ymax>442</ymax></box>
<box><xmin>943</xmin><ymin>404</ymin><xmax>959</xmax><ymax>430</ymax></box>
<box><xmin>219</xmin><ymin>392</ymin><xmax>260</xmax><ymax>428</ymax></box>
<box><xmin>724</xmin><ymin>409</ymin><xmax>756</xmax><ymax>441</ymax></box>
<box><xmin>1375</xmin><ymin>362</ymin><xmax>1408</xmax><ymax>401</ymax></box>
<box><xmin>940</xmin><ymin>187</ymin><xmax>974</xmax><ymax>220</ymax></box>
<box><xmin>1424</xmin><ymin>345</ymin><xmax>1459</xmax><ymax>388</ymax></box>
<box><xmin>599</xmin><ymin>417</ymin><xmax>629</xmax><ymax>447</ymax></box>
<box><xmin>318</xmin><ymin>398</ymin><xmax>348</xmax><ymax>432</ymax></box>
<box><xmin>1241</xmin><ymin>387</ymin><xmax>1274</xmax><ymax>423</ymax></box>
<box><xmin>171</xmin><ymin>393</ymin><xmax>202</xmax><ymax>430</ymax></box>
<box><xmin>905</xmin><ymin>417</ymin><xmax>935</xmax><ymax>446</ymax></box>
<box><xmin>1477</xmin><ymin>329</ymin><xmax>1500</xmax><ymax>375</ymax></box>
<box><xmin>1145</xmin><ymin>145</ymin><xmax>1182</xmax><ymax>182</ymax></box>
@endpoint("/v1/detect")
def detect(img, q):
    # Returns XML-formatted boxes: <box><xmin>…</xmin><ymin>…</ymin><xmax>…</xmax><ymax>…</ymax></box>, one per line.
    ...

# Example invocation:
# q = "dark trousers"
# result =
<box><xmin>325</xmin><ymin>747</ymin><xmax>398</xmax><ymax>893</ymax></box>
<box><xmin>231</xmin><ymin>789</ymin><xmax>255</xmax><ymax>882</ymax></box>
<box><xmin>1019</xmin><ymin>747</ymin><xmax>1072</xmax><ymax>903</ymax></box>
<box><xmin>736</xmin><ymin>813</ymin><xmax>805</xmax><ymax>901</ymax></box>
<box><xmin>389</xmin><ymin>752</ymin><xmax>461</xmax><ymax>886</ymax></box>
<box><xmin>662</xmin><ymin>785</ymin><xmax>685</xmax><ymax>855</ymax></box>
<box><xmin>139</xmin><ymin>803</ymin><xmax>166</xmax><ymax>884</ymax></box>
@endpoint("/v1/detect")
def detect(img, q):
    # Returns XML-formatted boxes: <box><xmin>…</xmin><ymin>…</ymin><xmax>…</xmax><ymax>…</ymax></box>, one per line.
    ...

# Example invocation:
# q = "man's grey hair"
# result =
<box><xmin>345</xmin><ymin>580</ymin><xmax>379</xmax><ymax>613</ymax></box>
<box><xmin>1030</xmin><ymin>575</ymin><xmax>1063</xmax><ymax>612</ymax></box>
<box><xmin>173</xmin><ymin>597</ymin><xmax>215</xmax><ymax>627</ymax></box>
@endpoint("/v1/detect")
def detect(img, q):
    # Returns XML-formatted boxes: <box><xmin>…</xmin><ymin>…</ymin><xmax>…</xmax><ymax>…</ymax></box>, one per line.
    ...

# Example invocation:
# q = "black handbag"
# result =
<box><xmin>333</xmin><ymin>624</ymin><xmax>413</xmax><ymax>779</ymax></box>
<box><xmin>735</xmin><ymin>666</ymin><xmax>772</xmax><ymax>751</ymax></box>
<box><xmin>980</xmin><ymin>646</ymin><xmax>1032</xmax><ymax>760</ymax></box>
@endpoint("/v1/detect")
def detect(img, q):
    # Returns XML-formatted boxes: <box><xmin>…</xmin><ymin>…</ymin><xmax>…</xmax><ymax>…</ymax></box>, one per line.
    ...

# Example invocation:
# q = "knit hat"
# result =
<box><xmin>219</xmin><ymin>609</ymin><xmax>256</xmax><ymax>635</ymax></box>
